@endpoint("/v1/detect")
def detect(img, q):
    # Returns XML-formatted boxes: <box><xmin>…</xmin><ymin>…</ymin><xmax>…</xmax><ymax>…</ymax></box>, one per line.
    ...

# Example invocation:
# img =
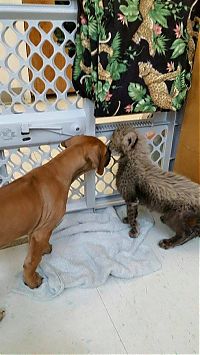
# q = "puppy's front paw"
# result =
<box><xmin>24</xmin><ymin>272</ymin><xmax>43</xmax><ymax>289</ymax></box>
<box><xmin>0</xmin><ymin>309</ymin><xmax>5</xmax><ymax>322</ymax></box>
<box><xmin>129</xmin><ymin>227</ymin><xmax>139</xmax><ymax>238</ymax></box>
<box><xmin>159</xmin><ymin>239</ymin><xmax>174</xmax><ymax>249</ymax></box>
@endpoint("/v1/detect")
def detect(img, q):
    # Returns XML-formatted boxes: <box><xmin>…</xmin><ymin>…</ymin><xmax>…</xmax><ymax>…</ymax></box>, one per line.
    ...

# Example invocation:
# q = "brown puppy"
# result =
<box><xmin>109</xmin><ymin>127</ymin><xmax>200</xmax><ymax>249</ymax></box>
<box><xmin>0</xmin><ymin>135</ymin><xmax>110</xmax><ymax>289</ymax></box>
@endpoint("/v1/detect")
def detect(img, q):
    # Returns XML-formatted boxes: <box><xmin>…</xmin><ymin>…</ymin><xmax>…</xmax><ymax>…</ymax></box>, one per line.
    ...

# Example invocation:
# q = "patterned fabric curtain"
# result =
<box><xmin>73</xmin><ymin>0</ymin><xmax>199</xmax><ymax>117</ymax></box>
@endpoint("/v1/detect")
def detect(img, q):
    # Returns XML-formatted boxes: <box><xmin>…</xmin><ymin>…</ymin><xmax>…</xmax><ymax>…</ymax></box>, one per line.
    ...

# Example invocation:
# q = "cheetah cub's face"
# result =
<box><xmin>109</xmin><ymin>128</ymin><xmax>124</xmax><ymax>154</ymax></box>
<box><xmin>138</xmin><ymin>62</ymin><xmax>152</xmax><ymax>78</ymax></box>
<box><xmin>109</xmin><ymin>127</ymin><xmax>138</xmax><ymax>155</ymax></box>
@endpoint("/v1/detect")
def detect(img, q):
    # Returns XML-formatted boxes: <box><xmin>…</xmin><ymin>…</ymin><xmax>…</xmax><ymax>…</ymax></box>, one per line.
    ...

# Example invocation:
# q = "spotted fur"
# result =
<box><xmin>109</xmin><ymin>127</ymin><xmax>200</xmax><ymax>248</ymax></box>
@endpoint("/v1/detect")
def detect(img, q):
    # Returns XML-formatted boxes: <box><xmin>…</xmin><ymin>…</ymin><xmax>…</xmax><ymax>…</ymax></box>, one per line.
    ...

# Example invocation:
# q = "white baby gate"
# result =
<box><xmin>0</xmin><ymin>2</ymin><xmax>181</xmax><ymax>213</ymax></box>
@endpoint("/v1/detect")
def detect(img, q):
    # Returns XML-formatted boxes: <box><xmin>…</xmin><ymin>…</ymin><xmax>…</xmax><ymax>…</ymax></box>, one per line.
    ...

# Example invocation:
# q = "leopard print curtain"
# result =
<box><xmin>73</xmin><ymin>0</ymin><xmax>200</xmax><ymax>117</ymax></box>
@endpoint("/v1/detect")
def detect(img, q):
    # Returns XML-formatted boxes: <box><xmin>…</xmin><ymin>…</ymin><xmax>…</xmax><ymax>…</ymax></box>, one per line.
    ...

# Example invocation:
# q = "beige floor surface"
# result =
<box><xmin>0</xmin><ymin>213</ymin><xmax>199</xmax><ymax>354</ymax></box>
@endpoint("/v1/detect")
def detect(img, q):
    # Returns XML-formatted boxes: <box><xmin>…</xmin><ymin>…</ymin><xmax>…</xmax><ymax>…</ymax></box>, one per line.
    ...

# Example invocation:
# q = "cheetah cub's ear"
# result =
<box><xmin>122</xmin><ymin>131</ymin><xmax>138</xmax><ymax>153</ymax></box>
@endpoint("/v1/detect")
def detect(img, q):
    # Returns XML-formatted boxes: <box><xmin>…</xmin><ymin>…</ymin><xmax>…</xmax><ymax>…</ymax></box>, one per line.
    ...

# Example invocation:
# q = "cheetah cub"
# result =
<box><xmin>109</xmin><ymin>127</ymin><xmax>200</xmax><ymax>249</ymax></box>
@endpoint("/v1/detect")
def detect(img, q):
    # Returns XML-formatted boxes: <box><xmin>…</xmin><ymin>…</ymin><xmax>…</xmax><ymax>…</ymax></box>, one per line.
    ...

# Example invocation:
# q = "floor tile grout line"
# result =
<box><xmin>96</xmin><ymin>287</ymin><xmax>128</xmax><ymax>355</ymax></box>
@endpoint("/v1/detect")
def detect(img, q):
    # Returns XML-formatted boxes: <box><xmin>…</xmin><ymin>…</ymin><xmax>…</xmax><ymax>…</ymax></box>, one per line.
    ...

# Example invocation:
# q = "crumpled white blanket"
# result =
<box><xmin>13</xmin><ymin>206</ymin><xmax>161</xmax><ymax>300</ymax></box>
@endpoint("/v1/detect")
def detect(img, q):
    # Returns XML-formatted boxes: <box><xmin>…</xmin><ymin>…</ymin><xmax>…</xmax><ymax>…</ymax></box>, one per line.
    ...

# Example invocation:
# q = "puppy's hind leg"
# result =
<box><xmin>23</xmin><ymin>229</ymin><xmax>52</xmax><ymax>289</ymax></box>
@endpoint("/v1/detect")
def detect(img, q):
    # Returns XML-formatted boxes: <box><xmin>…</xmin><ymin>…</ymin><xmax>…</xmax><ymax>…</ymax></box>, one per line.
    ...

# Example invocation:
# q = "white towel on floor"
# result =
<box><xmin>13</xmin><ymin>206</ymin><xmax>161</xmax><ymax>300</ymax></box>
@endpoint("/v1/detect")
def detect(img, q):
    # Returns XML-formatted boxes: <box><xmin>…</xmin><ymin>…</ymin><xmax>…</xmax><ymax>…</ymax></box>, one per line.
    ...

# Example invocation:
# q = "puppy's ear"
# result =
<box><xmin>61</xmin><ymin>136</ymin><xmax>83</xmax><ymax>148</ymax></box>
<box><xmin>87</xmin><ymin>145</ymin><xmax>106</xmax><ymax>176</ymax></box>
<box><xmin>122</xmin><ymin>131</ymin><xmax>138</xmax><ymax>153</ymax></box>
<box><xmin>61</xmin><ymin>141</ymin><xmax>67</xmax><ymax>148</ymax></box>
<box><xmin>61</xmin><ymin>137</ymin><xmax>73</xmax><ymax>148</ymax></box>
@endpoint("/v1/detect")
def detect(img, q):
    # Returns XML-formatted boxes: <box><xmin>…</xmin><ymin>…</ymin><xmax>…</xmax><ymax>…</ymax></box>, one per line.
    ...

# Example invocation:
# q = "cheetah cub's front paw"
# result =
<box><xmin>129</xmin><ymin>227</ymin><xmax>139</xmax><ymax>238</ymax></box>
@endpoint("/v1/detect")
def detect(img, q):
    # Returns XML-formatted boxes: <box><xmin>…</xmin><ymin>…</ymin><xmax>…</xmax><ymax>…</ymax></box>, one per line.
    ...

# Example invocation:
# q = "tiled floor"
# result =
<box><xmin>0</xmin><ymin>213</ymin><xmax>199</xmax><ymax>354</ymax></box>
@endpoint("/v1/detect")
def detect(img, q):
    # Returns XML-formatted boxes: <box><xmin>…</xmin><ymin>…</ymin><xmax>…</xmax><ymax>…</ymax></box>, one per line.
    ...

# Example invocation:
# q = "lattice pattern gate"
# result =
<box><xmin>0</xmin><ymin>2</ymin><xmax>177</xmax><ymax>212</ymax></box>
